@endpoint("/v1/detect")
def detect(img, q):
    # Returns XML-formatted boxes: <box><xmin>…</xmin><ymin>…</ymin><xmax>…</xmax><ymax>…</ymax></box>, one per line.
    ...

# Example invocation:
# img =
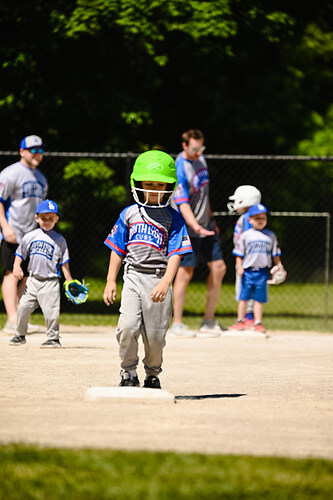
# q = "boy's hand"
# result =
<box><xmin>151</xmin><ymin>279</ymin><xmax>169</xmax><ymax>303</ymax></box>
<box><xmin>103</xmin><ymin>281</ymin><xmax>117</xmax><ymax>305</ymax></box>
<box><xmin>236</xmin><ymin>266</ymin><xmax>244</xmax><ymax>276</ymax></box>
<box><xmin>13</xmin><ymin>265</ymin><xmax>24</xmax><ymax>280</ymax></box>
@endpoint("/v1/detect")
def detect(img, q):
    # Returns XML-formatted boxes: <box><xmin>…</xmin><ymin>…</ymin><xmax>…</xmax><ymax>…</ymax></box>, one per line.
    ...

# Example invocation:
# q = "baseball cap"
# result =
<box><xmin>20</xmin><ymin>135</ymin><xmax>44</xmax><ymax>149</ymax></box>
<box><xmin>248</xmin><ymin>203</ymin><xmax>268</xmax><ymax>217</ymax></box>
<box><xmin>36</xmin><ymin>199</ymin><xmax>60</xmax><ymax>215</ymax></box>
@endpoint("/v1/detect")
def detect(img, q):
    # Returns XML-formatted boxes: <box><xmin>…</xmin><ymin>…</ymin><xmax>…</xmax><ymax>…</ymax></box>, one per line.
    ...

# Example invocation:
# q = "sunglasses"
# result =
<box><xmin>189</xmin><ymin>145</ymin><xmax>206</xmax><ymax>153</ymax></box>
<box><xmin>28</xmin><ymin>147</ymin><xmax>45</xmax><ymax>154</ymax></box>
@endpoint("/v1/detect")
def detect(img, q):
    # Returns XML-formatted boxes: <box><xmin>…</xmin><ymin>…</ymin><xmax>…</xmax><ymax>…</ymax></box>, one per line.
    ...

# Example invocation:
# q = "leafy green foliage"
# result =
<box><xmin>60</xmin><ymin>159</ymin><xmax>126</xmax><ymax>275</ymax></box>
<box><xmin>1</xmin><ymin>0</ymin><xmax>333</xmax><ymax>152</ymax></box>
<box><xmin>64</xmin><ymin>159</ymin><xmax>126</xmax><ymax>200</ymax></box>
<box><xmin>296</xmin><ymin>105</ymin><xmax>333</xmax><ymax>156</ymax></box>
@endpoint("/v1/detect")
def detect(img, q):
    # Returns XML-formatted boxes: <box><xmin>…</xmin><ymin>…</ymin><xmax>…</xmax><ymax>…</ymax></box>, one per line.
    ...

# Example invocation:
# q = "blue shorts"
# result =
<box><xmin>180</xmin><ymin>234</ymin><xmax>223</xmax><ymax>268</ymax></box>
<box><xmin>239</xmin><ymin>268</ymin><xmax>269</xmax><ymax>303</ymax></box>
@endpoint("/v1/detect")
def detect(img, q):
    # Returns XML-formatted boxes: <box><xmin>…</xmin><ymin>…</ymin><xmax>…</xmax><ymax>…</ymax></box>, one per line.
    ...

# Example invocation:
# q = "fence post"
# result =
<box><xmin>324</xmin><ymin>213</ymin><xmax>331</xmax><ymax>330</ymax></box>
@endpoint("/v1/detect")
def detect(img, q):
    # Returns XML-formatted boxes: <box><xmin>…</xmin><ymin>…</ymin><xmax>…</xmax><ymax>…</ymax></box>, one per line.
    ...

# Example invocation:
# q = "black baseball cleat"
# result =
<box><xmin>143</xmin><ymin>375</ymin><xmax>161</xmax><ymax>389</ymax></box>
<box><xmin>40</xmin><ymin>339</ymin><xmax>62</xmax><ymax>348</ymax></box>
<box><xmin>119</xmin><ymin>371</ymin><xmax>140</xmax><ymax>387</ymax></box>
<box><xmin>9</xmin><ymin>335</ymin><xmax>26</xmax><ymax>345</ymax></box>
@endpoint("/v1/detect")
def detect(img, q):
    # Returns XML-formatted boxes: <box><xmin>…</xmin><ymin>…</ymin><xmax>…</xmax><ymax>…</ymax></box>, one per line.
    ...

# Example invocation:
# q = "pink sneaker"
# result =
<box><xmin>254</xmin><ymin>322</ymin><xmax>266</xmax><ymax>333</ymax></box>
<box><xmin>244</xmin><ymin>318</ymin><xmax>255</xmax><ymax>329</ymax></box>
<box><xmin>229</xmin><ymin>320</ymin><xmax>245</xmax><ymax>331</ymax></box>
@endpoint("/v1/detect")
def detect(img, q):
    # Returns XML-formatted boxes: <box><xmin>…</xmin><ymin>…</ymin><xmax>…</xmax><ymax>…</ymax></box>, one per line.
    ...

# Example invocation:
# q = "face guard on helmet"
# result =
<box><xmin>130</xmin><ymin>150</ymin><xmax>177</xmax><ymax>208</ymax></box>
<box><xmin>227</xmin><ymin>185</ymin><xmax>262</xmax><ymax>213</ymax></box>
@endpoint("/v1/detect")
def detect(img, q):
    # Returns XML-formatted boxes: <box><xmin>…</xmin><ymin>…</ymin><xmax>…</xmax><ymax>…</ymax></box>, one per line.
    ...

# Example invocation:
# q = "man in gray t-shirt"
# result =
<box><xmin>0</xmin><ymin>135</ymin><xmax>48</xmax><ymax>333</ymax></box>
<box><xmin>170</xmin><ymin>129</ymin><xmax>227</xmax><ymax>338</ymax></box>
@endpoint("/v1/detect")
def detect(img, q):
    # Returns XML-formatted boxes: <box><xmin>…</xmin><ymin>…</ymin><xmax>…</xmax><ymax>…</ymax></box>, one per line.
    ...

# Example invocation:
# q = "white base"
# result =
<box><xmin>85</xmin><ymin>386</ymin><xmax>175</xmax><ymax>403</ymax></box>
<box><xmin>222</xmin><ymin>329</ymin><xmax>269</xmax><ymax>338</ymax></box>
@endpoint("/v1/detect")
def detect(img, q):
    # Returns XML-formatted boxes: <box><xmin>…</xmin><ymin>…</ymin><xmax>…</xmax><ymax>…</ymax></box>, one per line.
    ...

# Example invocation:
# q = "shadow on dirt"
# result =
<box><xmin>175</xmin><ymin>393</ymin><xmax>246</xmax><ymax>400</ymax></box>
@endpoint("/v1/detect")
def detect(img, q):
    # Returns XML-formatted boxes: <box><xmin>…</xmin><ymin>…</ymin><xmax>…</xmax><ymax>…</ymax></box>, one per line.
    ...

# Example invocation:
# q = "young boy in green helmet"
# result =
<box><xmin>103</xmin><ymin>150</ymin><xmax>192</xmax><ymax>389</ymax></box>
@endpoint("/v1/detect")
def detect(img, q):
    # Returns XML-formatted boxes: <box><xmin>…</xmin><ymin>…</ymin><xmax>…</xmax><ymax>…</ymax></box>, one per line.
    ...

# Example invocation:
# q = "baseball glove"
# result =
<box><xmin>63</xmin><ymin>279</ymin><xmax>89</xmax><ymax>305</ymax></box>
<box><xmin>267</xmin><ymin>265</ymin><xmax>287</xmax><ymax>285</ymax></box>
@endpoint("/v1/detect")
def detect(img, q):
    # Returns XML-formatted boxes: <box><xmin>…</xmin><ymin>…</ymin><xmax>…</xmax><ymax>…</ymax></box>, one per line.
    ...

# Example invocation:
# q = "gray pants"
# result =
<box><xmin>116</xmin><ymin>267</ymin><xmax>172</xmax><ymax>377</ymax></box>
<box><xmin>16</xmin><ymin>276</ymin><xmax>60</xmax><ymax>340</ymax></box>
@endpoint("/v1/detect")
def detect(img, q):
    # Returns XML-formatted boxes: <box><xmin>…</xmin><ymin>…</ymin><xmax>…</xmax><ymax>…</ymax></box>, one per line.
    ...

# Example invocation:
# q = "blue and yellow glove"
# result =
<box><xmin>63</xmin><ymin>279</ymin><xmax>89</xmax><ymax>305</ymax></box>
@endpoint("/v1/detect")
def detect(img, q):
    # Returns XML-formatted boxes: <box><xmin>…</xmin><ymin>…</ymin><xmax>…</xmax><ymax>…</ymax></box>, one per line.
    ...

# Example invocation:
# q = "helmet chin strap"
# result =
<box><xmin>227</xmin><ymin>201</ymin><xmax>235</xmax><ymax>212</ymax></box>
<box><xmin>131</xmin><ymin>187</ymin><xmax>175</xmax><ymax>207</ymax></box>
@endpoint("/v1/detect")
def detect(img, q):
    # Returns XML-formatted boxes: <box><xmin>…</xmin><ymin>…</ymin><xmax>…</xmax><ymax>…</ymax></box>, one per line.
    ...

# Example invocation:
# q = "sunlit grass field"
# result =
<box><xmin>1</xmin><ymin>278</ymin><xmax>331</xmax><ymax>332</ymax></box>
<box><xmin>0</xmin><ymin>445</ymin><xmax>332</xmax><ymax>499</ymax></box>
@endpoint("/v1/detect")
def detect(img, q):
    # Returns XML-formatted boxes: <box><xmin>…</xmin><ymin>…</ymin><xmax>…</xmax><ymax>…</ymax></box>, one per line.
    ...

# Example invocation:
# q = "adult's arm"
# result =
<box><xmin>0</xmin><ymin>202</ymin><xmax>16</xmax><ymax>243</ymax></box>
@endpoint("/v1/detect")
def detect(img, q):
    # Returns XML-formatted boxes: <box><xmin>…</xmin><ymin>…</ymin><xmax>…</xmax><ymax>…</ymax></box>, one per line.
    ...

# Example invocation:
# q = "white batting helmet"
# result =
<box><xmin>227</xmin><ymin>185</ymin><xmax>262</xmax><ymax>213</ymax></box>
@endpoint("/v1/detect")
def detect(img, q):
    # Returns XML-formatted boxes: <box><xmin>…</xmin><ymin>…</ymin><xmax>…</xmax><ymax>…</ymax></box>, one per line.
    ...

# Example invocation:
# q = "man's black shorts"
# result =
<box><xmin>1</xmin><ymin>240</ymin><xmax>28</xmax><ymax>275</ymax></box>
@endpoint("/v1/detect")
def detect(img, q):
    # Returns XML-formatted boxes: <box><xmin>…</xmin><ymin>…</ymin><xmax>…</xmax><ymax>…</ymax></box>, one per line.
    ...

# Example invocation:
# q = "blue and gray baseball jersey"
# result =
<box><xmin>104</xmin><ymin>204</ymin><xmax>192</xmax><ymax>269</ymax></box>
<box><xmin>0</xmin><ymin>161</ymin><xmax>48</xmax><ymax>243</ymax></box>
<box><xmin>233</xmin><ymin>212</ymin><xmax>252</xmax><ymax>245</ymax></box>
<box><xmin>15</xmin><ymin>228</ymin><xmax>70</xmax><ymax>279</ymax></box>
<box><xmin>173</xmin><ymin>153</ymin><xmax>214</xmax><ymax>238</ymax></box>
<box><xmin>233</xmin><ymin>228</ymin><xmax>281</xmax><ymax>269</ymax></box>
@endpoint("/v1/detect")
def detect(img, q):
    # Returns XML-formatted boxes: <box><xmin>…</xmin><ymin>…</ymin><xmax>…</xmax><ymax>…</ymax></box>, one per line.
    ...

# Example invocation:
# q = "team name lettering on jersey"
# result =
<box><xmin>30</xmin><ymin>240</ymin><xmax>54</xmax><ymax>260</ymax></box>
<box><xmin>192</xmin><ymin>168</ymin><xmax>209</xmax><ymax>193</ymax></box>
<box><xmin>22</xmin><ymin>180</ymin><xmax>45</xmax><ymax>199</ymax></box>
<box><xmin>247</xmin><ymin>240</ymin><xmax>271</xmax><ymax>255</ymax></box>
<box><xmin>128</xmin><ymin>222</ymin><xmax>165</xmax><ymax>250</ymax></box>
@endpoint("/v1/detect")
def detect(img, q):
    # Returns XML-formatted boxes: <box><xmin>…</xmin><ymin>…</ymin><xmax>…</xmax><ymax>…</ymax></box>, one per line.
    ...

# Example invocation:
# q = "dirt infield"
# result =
<box><xmin>1</xmin><ymin>326</ymin><xmax>332</xmax><ymax>459</ymax></box>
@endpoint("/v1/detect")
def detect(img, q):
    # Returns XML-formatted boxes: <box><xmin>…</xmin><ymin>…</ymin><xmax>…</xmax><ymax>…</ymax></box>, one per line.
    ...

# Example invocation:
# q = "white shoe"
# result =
<box><xmin>2</xmin><ymin>321</ymin><xmax>42</xmax><ymax>334</ymax></box>
<box><xmin>198</xmin><ymin>319</ymin><xmax>226</xmax><ymax>338</ymax></box>
<box><xmin>27</xmin><ymin>323</ymin><xmax>43</xmax><ymax>334</ymax></box>
<box><xmin>169</xmin><ymin>322</ymin><xmax>196</xmax><ymax>338</ymax></box>
<box><xmin>2</xmin><ymin>321</ymin><xmax>16</xmax><ymax>334</ymax></box>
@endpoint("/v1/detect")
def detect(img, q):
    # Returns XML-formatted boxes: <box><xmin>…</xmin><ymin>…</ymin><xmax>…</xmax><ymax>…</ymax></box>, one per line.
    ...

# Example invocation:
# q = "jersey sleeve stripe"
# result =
<box><xmin>104</xmin><ymin>239</ymin><xmax>127</xmax><ymax>255</ymax></box>
<box><xmin>232</xmin><ymin>249</ymin><xmax>244</xmax><ymax>257</ymax></box>
<box><xmin>174</xmin><ymin>196</ymin><xmax>190</xmax><ymax>204</ymax></box>
<box><xmin>168</xmin><ymin>245</ymin><xmax>192</xmax><ymax>257</ymax></box>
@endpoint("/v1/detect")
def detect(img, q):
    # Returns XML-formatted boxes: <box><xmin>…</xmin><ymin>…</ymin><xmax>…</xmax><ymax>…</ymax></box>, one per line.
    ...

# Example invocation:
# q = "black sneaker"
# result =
<box><xmin>119</xmin><ymin>371</ymin><xmax>140</xmax><ymax>387</ymax></box>
<box><xmin>143</xmin><ymin>375</ymin><xmax>161</xmax><ymax>389</ymax></box>
<box><xmin>40</xmin><ymin>339</ymin><xmax>62</xmax><ymax>348</ymax></box>
<box><xmin>9</xmin><ymin>335</ymin><xmax>26</xmax><ymax>345</ymax></box>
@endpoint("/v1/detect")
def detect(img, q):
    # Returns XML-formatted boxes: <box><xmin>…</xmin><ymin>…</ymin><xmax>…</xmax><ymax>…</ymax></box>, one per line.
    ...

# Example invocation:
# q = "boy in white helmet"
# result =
<box><xmin>227</xmin><ymin>185</ymin><xmax>261</xmax><ymax>329</ymax></box>
<box><xmin>103</xmin><ymin>150</ymin><xmax>192</xmax><ymax>389</ymax></box>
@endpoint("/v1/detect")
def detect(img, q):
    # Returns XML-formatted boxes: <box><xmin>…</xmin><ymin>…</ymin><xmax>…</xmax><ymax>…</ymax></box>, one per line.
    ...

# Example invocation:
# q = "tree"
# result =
<box><xmin>0</xmin><ymin>0</ymin><xmax>333</xmax><ymax>154</ymax></box>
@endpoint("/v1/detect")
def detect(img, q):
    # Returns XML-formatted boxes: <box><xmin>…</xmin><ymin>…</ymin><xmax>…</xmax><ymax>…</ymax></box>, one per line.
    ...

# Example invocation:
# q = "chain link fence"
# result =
<box><xmin>0</xmin><ymin>152</ymin><xmax>332</xmax><ymax>331</ymax></box>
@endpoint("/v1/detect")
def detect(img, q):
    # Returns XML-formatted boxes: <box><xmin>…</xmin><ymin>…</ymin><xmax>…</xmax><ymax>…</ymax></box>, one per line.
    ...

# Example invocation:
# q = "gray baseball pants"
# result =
<box><xmin>116</xmin><ymin>267</ymin><xmax>172</xmax><ymax>377</ymax></box>
<box><xmin>16</xmin><ymin>276</ymin><xmax>60</xmax><ymax>340</ymax></box>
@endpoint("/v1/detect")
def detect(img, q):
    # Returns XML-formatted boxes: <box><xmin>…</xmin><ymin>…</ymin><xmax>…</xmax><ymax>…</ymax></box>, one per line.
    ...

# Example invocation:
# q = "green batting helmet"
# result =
<box><xmin>130</xmin><ymin>150</ymin><xmax>177</xmax><ymax>207</ymax></box>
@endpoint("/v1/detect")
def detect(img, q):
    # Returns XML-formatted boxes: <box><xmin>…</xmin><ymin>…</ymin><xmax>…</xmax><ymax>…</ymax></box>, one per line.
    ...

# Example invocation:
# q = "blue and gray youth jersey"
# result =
<box><xmin>16</xmin><ymin>228</ymin><xmax>69</xmax><ymax>279</ymax></box>
<box><xmin>104</xmin><ymin>204</ymin><xmax>192</xmax><ymax>271</ymax></box>
<box><xmin>233</xmin><ymin>228</ymin><xmax>281</xmax><ymax>269</ymax></box>
<box><xmin>0</xmin><ymin>161</ymin><xmax>48</xmax><ymax>243</ymax></box>
<box><xmin>173</xmin><ymin>153</ymin><xmax>214</xmax><ymax>238</ymax></box>
<box><xmin>233</xmin><ymin>212</ymin><xmax>252</xmax><ymax>245</ymax></box>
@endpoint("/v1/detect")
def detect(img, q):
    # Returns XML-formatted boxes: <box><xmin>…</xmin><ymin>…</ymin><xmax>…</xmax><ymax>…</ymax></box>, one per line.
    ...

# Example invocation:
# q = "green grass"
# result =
<box><xmin>1</xmin><ymin>278</ymin><xmax>332</xmax><ymax>332</ymax></box>
<box><xmin>0</xmin><ymin>444</ymin><xmax>332</xmax><ymax>499</ymax></box>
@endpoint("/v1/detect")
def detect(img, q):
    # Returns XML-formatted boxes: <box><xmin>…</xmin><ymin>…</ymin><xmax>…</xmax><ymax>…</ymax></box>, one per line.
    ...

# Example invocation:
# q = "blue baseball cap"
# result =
<box><xmin>248</xmin><ymin>203</ymin><xmax>268</xmax><ymax>217</ymax></box>
<box><xmin>36</xmin><ymin>199</ymin><xmax>60</xmax><ymax>215</ymax></box>
<box><xmin>20</xmin><ymin>135</ymin><xmax>45</xmax><ymax>149</ymax></box>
